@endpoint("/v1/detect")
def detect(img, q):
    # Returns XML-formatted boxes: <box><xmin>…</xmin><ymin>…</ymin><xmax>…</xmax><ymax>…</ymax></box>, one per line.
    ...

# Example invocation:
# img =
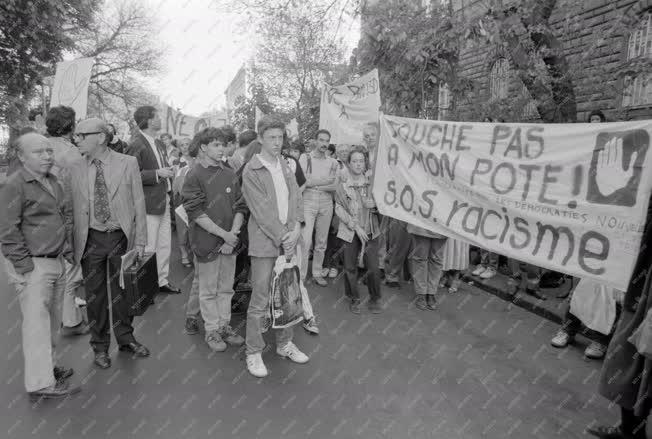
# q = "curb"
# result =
<box><xmin>461</xmin><ymin>274</ymin><xmax>564</xmax><ymax>325</ymax></box>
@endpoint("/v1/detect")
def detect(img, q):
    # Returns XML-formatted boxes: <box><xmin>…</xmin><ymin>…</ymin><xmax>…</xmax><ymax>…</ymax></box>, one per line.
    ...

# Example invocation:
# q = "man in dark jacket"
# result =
<box><xmin>588</xmin><ymin>200</ymin><xmax>652</xmax><ymax>439</ymax></box>
<box><xmin>107</xmin><ymin>123</ymin><xmax>128</xmax><ymax>154</ymax></box>
<box><xmin>125</xmin><ymin>106</ymin><xmax>179</xmax><ymax>294</ymax></box>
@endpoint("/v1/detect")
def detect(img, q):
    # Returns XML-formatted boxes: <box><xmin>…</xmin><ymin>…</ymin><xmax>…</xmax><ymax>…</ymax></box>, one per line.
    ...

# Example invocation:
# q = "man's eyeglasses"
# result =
<box><xmin>74</xmin><ymin>131</ymin><xmax>102</xmax><ymax>140</ymax></box>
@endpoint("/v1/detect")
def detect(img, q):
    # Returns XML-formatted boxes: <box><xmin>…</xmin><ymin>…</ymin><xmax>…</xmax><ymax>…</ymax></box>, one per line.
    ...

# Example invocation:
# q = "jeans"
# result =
<box><xmin>385</xmin><ymin>219</ymin><xmax>412</xmax><ymax>283</ymax></box>
<box><xmin>186</xmin><ymin>267</ymin><xmax>200</xmax><ymax>318</ymax></box>
<box><xmin>8</xmin><ymin>257</ymin><xmax>65</xmax><ymax>392</ymax></box>
<box><xmin>62</xmin><ymin>261</ymin><xmax>84</xmax><ymax>328</ymax></box>
<box><xmin>301</xmin><ymin>191</ymin><xmax>333</xmax><ymax>280</ymax></box>
<box><xmin>246</xmin><ymin>256</ymin><xmax>294</xmax><ymax>355</ymax></box>
<box><xmin>343</xmin><ymin>236</ymin><xmax>381</xmax><ymax>303</ymax></box>
<box><xmin>197</xmin><ymin>254</ymin><xmax>236</xmax><ymax>332</ymax></box>
<box><xmin>323</xmin><ymin>231</ymin><xmax>344</xmax><ymax>270</ymax></box>
<box><xmin>410</xmin><ymin>235</ymin><xmax>447</xmax><ymax>296</ymax></box>
<box><xmin>295</xmin><ymin>241</ymin><xmax>314</xmax><ymax>320</ymax></box>
<box><xmin>146</xmin><ymin>195</ymin><xmax>171</xmax><ymax>287</ymax></box>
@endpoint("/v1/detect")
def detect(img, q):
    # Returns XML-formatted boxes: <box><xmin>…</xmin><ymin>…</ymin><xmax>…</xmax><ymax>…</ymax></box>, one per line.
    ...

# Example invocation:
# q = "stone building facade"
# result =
<box><xmin>438</xmin><ymin>0</ymin><xmax>652</xmax><ymax>122</ymax></box>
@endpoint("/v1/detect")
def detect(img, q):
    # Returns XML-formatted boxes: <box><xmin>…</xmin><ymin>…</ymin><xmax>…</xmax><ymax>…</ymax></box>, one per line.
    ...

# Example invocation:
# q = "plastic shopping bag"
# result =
<box><xmin>269</xmin><ymin>255</ymin><xmax>304</xmax><ymax>329</ymax></box>
<box><xmin>569</xmin><ymin>278</ymin><xmax>618</xmax><ymax>335</ymax></box>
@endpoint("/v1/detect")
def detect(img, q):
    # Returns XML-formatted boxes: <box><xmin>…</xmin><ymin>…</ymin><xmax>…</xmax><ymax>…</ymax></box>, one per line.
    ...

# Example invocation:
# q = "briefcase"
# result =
<box><xmin>121</xmin><ymin>253</ymin><xmax>159</xmax><ymax>316</ymax></box>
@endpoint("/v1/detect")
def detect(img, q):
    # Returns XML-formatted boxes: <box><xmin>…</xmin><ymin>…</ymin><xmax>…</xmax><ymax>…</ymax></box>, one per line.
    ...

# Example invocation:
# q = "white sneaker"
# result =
<box><xmin>302</xmin><ymin>317</ymin><xmax>319</xmax><ymax>335</ymax></box>
<box><xmin>551</xmin><ymin>330</ymin><xmax>573</xmax><ymax>348</ymax></box>
<box><xmin>328</xmin><ymin>268</ymin><xmax>338</xmax><ymax>278</ymax></box>
<box><xmin>276</xmin><ymin>341</ymin><xmax>309</xmax><ymax>364</ymax></box>
<box><xmin>321</xmin><ymin>268</ymin><xmax>330</xmax><ymax>278</ymax></box>
<box><xmin>246</xmin><ymin>353</ymin><xmax>268</xmax><ymax>378</ymax></box>
<box><xmin>584</xmin><ymin>341</ymin><xmax>606</xmax><ymax>359</ymax></box>
<box><xmin>472</xmin><ymin>265</ymin><xmax>487</xmax><ymax>276</ymax></box>
<box><xmin>480</xmin><ymin>267</ymin><xmax>497</xmax><ymax>279</ymax></box>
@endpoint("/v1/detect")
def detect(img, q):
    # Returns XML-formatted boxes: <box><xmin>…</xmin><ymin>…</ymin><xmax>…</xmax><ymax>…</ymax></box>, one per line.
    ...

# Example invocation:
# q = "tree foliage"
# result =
<box><xmin>230</xmin><ymin>83</ymin><xmax>276</xmax><ymax>131</ymax></box>
<box><xmin>75</xmin><ymin>0</ymin><xmax>165</xmax><ymax>122</ymax></box>
<box><xmin>357</xmin><ymin>0</ymin><xmax>474</xmax><ymax>119</ymax></box>
<box><xmin>358</xmin><ymin>0</ymin><xmax>643</xmax><ymax>123</ymax></box>
<box><xmin>0</xmin><ymin>0</ymin><xmax>100</xmax><ymax>129</ymax></box>
<box><xmin>216</xmin><ymin>0</ymin><xmax>354</xmax><ymax>137</ymax></box>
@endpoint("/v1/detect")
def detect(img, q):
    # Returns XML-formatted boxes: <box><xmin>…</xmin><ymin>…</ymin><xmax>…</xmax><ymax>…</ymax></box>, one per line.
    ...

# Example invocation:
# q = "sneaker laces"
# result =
<box><xmin>281</xmin><ymin>341</ymin><xmax>298</xmax><ymax>354</ymax></box>
<box><xmin>222</xmin><ymin>326</ymin><xmax>236</xmax><ymax>336</ymax></box>
<box><xmin>206</xmin><ymin>330</ymin><xmax>221</xmax><ymax>342</ymax></box>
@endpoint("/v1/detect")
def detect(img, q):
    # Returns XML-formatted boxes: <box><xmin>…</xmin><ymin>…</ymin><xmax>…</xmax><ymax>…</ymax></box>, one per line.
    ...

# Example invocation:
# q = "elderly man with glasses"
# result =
<box><xmin>69</xmin><ymin>118</ymin><xmax>149</xmax><ymax>369</ymax></box>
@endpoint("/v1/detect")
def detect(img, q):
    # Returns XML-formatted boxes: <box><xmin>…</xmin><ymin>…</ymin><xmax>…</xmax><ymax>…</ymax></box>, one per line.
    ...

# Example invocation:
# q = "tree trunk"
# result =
<box><xmin>500</xmin><ymin>0</ymin><xmax>577</xmax><ymax>123</ymax></box>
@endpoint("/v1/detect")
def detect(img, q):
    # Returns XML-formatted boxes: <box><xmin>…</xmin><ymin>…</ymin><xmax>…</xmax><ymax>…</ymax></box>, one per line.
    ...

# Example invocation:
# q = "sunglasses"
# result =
<box><xmin>74</xmin><ymin>131</ymin><xmax>102</xmax><ymax>140</ymax></box>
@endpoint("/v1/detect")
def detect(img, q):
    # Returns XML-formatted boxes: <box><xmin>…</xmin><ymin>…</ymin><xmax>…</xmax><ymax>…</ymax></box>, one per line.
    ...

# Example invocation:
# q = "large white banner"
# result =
<box><xmin>319</xmin><ymin>69</ymin><xmax>381</xmax><ymax>144</ymax></box>
<box><xmin>373</xmin><ymin>114</ymin><xmax>652</xmax><ymax>290</ymax></box>
<box><xmin>158</xmin><ymin>104</ymin><xmax>225</xmax><ymax>137</ymax></box>
<box><xmin>50</xmin><ymin>58</ymin><xmax>94</xmax><ymax>119</ymax></box>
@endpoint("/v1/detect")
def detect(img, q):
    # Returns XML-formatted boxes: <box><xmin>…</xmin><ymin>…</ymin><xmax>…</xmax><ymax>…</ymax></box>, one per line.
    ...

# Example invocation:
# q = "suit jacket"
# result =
<box><xmin>69</xmin><ymin>149</ymin><xmax>147</xmax><ymax>264</ymax></box>
<box><xmin>125</xmin><ymin>132</ymin><xmax>169</xmax><ymax>215</ymax></box>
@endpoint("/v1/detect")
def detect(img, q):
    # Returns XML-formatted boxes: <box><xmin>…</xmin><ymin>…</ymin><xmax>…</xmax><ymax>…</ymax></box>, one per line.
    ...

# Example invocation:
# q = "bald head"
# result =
<box><xmin>77</xmin><ymin>117</ymin><xmax>110</xmax><ymax>140</ymax></box>
<box><xmin>16</xmin><ymin>132</ymin><xmax>49</xmax><ymax>153</ymax></box>
<box><xmin>74</xmin><ymin>117</ymin><xmax>111</xmax><ymax>157</ymax></box>
<box><xmin>17</xmin><ymin>132</ymin><xmax>54</xmax><ymax>176</ymax></box>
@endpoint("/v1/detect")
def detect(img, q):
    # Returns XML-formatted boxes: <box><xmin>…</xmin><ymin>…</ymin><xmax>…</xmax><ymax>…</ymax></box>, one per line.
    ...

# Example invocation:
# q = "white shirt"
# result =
<box><xmin>141</xmin><ymin>131</ymin><xmax>171</xmax><ymax>191</ymax></box>
<box><xmin>257</xmin><ymin>154</ymin><xmax>289</xmax><ymax>225</ymax></box>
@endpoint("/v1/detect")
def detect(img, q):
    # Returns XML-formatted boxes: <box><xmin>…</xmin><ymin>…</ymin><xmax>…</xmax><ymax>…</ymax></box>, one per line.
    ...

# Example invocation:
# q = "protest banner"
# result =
<box><xmin>372</xmin><ymin>114</ymin><xmax>652</xmax><ymax>290</ymax></box>
<box><xmin>319</xmin><ymin>69</ymin><xmax>381</xmax><ymax>144</ymax></box>
<box><xmin>50</xmin><ymin>58</ymin><xmax>94</xmax><ymax>119</ymax></box>
<box><xmin>158</xmin><ymin>103</ymin><xmax>226</xmax><ymax>137</ymax></box>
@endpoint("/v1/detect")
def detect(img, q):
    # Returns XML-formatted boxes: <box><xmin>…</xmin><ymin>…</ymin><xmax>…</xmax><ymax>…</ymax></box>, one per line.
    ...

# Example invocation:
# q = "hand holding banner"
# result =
<box><xmin>372</xmin><ymin>114</ymin><xmax>652</xmax><ymax>290</ymax></box>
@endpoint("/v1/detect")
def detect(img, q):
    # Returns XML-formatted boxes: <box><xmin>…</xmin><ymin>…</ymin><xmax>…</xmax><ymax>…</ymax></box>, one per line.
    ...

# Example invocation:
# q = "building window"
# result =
<box><xmin>520</xmin><ymin>83</ymin><xmax>540</xmax><ymax>120</ymax></box>
<box><xmin>490</xmin><ymin>58</ymin><xmax>510</xmax><ymax>100</ymax></box>
<box><xmin>623</xmin><ymin>12</ymin><xmax>652</xmax><ymax>107</ymax></box>
<box><xmin>437</xmin><ymin>83</ymin><xmax>450</xmax><ymax>120</ymax></box>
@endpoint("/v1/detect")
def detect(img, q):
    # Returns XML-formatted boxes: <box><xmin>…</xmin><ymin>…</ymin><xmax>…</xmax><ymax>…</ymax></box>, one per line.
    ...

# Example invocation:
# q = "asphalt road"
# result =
<box><xmin>1</xmin><ymin>249</ymin><xmax>618</xmax><ymax>439</ymax></box>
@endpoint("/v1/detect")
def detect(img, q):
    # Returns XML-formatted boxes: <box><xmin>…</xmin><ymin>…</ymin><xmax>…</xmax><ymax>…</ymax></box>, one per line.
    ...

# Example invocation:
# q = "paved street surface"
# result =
<box><xmin>2</xmin><ymin>249</ymin><xmax>617</xmax><ymax>439</ymax></box>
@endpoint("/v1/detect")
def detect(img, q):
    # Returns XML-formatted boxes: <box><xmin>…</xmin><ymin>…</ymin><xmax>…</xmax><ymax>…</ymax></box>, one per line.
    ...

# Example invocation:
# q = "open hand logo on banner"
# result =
<box><xmin>587</xmin><ymin>130</ymin><xmax>649</xmax><ymax>207</ymax></box>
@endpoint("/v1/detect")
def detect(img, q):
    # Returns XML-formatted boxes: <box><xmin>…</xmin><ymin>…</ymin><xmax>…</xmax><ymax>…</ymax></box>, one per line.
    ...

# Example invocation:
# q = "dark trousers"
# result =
<box><xmin>562</xmin><ymin>305</ymin><xmax>619</xmax><ymax>346</ymax></box>
<box><xmin>81</xmin><ymin>229</ymin><xmax>135</xmax><ymax>352</ymax></box>
<box><xmin>385</xmin><ymin>219</ymin><xmax>412</xmax><ymax>282</ymax></box>
<box><xmin>343</xmin><ymin>235</ymin><xmax>381</xmax><ymax>303</ymax></box>
<box><xmin>324</xmin><ymin>232</ymin><xmax>344</xmax><ymax>269</ymax></box>
<box><xmin>621</xmin><ymin>406</ymin><xmax>649</xmax><ymax>439</ymax></box>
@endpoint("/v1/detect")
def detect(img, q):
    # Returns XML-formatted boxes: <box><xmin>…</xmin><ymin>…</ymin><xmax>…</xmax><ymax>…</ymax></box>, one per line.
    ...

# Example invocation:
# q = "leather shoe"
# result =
<box><xmin>61</xmin><ymin>322</ymin><xmax>91</xmax><ymax>337</ymax></box>
<box><xmin>53</xmin><ymin>366</ymin><xmax>74</xmax><ymax>381</ymax></box>
<box><xmin>29</xmin><ymin>381</ymin><xmax>81</xmax><ymax>400</ymax></box>
<box><xmin>525</xmin><ymin>288</ymin><xmax>547</xmax><ymax>300</ymax></box>
<box><xmin>119</xmin><ymin>341</ymin><xmax>150</xmax><ymax>357</ymax></box>
<box><xmin>93</xmin><ymin>352</ymin><xmax>111</xmax><ymax>369</ymax></box>
<box><xmin>586</xmin><ymin>425</ymin><xmax>631</xmax><ymax>438</ymax></box>
<box><xmin>159</xmin><ymin>284</ymin><xmax>180</xmax><ymax>294</ymax></box>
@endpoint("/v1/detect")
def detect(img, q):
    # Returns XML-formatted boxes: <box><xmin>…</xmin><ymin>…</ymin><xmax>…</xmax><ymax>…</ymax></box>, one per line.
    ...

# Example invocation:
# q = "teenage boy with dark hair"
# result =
<box><xmin>182</xmin><ymin>127</ymin><xmax>248</xmax><ymax>351</ymax></box>
<box><xmin>241</xmin><ymin>116</ymin><xmax>308</xmax><ymax>377</ymax></box>
<box><xmin>229</xmin><ymin>129</ymin><xmax>257</xmax><ymax>171</ymax></box>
